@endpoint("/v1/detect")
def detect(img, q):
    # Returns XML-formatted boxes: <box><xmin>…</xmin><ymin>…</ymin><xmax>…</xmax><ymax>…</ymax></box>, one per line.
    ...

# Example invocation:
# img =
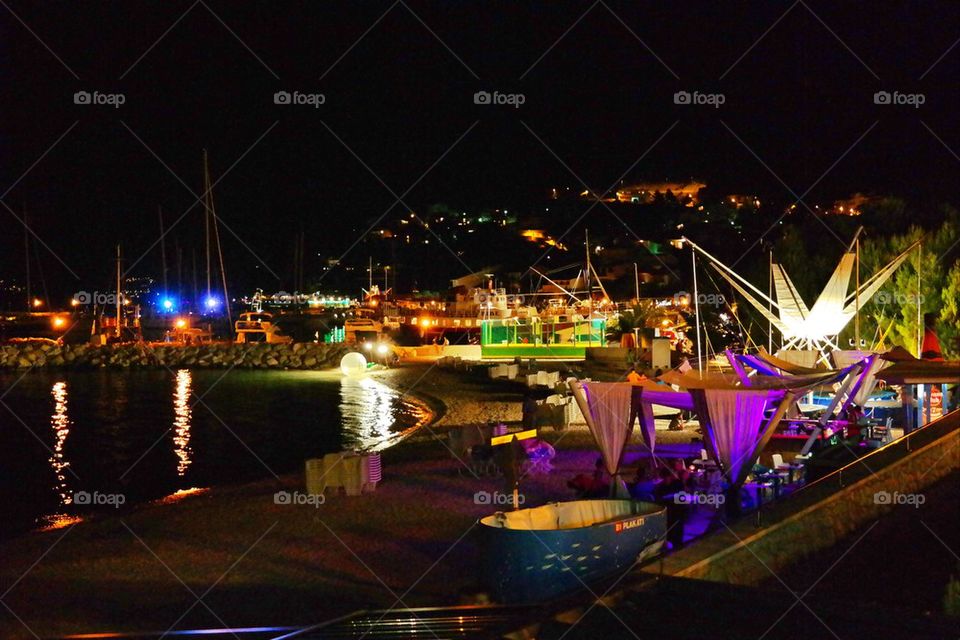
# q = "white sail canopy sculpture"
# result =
<box><xmin>685</xmin><ymin>237</ymin><xmax>919</xmax><ymax>355</ymax></box>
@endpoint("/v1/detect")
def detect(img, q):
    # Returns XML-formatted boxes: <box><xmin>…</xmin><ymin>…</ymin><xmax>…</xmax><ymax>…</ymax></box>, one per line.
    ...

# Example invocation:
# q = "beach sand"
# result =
<box><xmin>0</xmin><ymin>362</ymin><xmax>698</xmax><ymax>638</ymax></box>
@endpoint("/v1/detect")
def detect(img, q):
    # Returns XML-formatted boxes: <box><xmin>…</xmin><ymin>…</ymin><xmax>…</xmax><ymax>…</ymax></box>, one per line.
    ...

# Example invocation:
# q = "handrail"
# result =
<box><xmin>773</xmin><ymin>408</ymin><xmax>960</xmax><ymax>512</ymax></box>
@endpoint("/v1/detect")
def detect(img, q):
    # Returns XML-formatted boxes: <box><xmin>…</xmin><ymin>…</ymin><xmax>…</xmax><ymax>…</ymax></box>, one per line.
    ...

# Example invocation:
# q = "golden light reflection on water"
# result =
<box><xmin>37</xmin><ymin>381</ymin><xmax>83</xmax><ymax>531</ymax></box>
<box><xmin>339</xmin><ymin>376</ymin><xmax>395</xmax><ymax>449</ymax></box>
<box><xmin>49</xmin><ymin>381</ymin><xmax>72</xmax><ymax>506</ymax></box>
<box><xmin>172</xmin><ymin>369</ymin><xmax>193</xmax><ymax>476</ymax></box>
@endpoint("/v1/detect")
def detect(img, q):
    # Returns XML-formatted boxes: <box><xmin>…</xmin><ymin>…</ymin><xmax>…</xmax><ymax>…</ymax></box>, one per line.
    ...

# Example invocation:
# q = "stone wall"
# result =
<box><xmin>0</xmin><ymin>341</ymin><xmax>350</xmax><ymax>370</ymax></box>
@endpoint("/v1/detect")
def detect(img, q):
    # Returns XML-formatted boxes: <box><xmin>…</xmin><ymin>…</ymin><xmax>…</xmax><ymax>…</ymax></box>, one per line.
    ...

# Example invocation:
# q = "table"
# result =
<box><xmin>306</xmin><ymin>452</ymin><xmax>381</xmax><ymax>496</ymax></box>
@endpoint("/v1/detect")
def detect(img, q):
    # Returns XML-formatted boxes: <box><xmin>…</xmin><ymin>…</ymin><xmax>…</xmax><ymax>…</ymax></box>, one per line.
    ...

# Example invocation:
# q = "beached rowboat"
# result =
<box><xmin>478</xmin><ymin>499</ymin><xmax>666</xmax><ymax>602</ymax></box>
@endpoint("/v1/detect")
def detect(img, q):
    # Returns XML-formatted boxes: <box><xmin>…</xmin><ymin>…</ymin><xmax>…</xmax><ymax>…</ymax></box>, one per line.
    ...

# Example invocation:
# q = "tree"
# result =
<box><xmin>851</xmin><ymin>215</ymin><xmax>959</xmax><ymax>358</ymax></box>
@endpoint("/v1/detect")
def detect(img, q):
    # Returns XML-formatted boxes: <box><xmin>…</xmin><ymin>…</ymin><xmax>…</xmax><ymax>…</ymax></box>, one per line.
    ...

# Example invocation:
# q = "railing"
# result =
<box><xmin>758</xmin><ymin>408</ymin><xmax>960</xmax><ymax>523</ymax></box>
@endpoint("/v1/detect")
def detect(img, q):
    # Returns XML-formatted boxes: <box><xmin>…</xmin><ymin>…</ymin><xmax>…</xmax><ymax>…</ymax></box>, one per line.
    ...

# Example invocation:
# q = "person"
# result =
<box><xmin>626</xmin><ymin>366</ymin><xmax>646</xmax><ymax>384</ymax></box>
<box><xmin>630</xmin><ymin>466</ymin><xmax>658</xmax><ymax>501</ymax></box>
<box><xmin>442</xmin><ymin>335</ymin><xmax>450</xmax><ymax>346</ymax></box>
<box><xmin>654</xmin><ymin>368</ymin><xmax>663</xmax><ymax>378</ymax></box>
<box><xmin>845</xmin><ymin>403</ymin><xmax>864</xmax><ymax>440</ymax></box>
<box><xmin>521</xmin><ymin>393</ymin><xmax>538</xmax><ymax>430</ymax></box>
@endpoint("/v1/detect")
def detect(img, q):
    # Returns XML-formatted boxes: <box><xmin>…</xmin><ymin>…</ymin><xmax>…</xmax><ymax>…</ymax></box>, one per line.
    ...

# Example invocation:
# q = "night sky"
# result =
<box><xmin>3</xmin><ymin>1</ymin><xmax>959</xmax><ymax>297</ymax></box>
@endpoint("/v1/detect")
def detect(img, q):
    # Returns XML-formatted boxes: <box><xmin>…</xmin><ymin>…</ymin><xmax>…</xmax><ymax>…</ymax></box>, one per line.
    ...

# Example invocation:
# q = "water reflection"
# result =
<box><xmin>49</xmin><ymin>381</ymin><xmax>72</xmax><ymax>506</ymax></box>
<box><xmin>172</xmin><ymin>369</ymin><xmax>193</xmax><ymax>476</ymax></box>
<box><xmin>339</xmin><ymin>377</ymin><xmax>399</xmax><ymax>449</ymax></box>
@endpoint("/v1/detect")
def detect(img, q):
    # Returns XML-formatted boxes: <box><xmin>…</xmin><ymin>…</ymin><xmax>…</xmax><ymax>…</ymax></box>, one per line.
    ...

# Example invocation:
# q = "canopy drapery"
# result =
<box><xmin>832</xmin><ymin>350</ymin><xmax>889</xmax><ymax>406</ymax></box>
<box><xmin>692</xmin><ymin>388</ymin><xmax>784</xmax><ymax>484</ymax></box>
<box><xmin>569</xmin><ymin>382</ymin><xmax>634</xmax><ymax>496</ymax></box>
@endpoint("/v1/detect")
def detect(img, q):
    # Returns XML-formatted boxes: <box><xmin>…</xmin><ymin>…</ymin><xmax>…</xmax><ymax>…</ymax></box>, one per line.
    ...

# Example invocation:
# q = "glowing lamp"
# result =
<box><xmin>52</xmin><ymin>316</ymin><xmax>66</xmax><ymax>329</ymax></box>
<box><xmin>362</xmin><ymin>342</ymin><xmax>373</xmax><ymax>351</ymax></box>
<box><xmin>70</xmin><ymin>299</ymin><xmax>79</xmax><ymax>307</ymax></box>
<box><xmin>376</xmin><ymin>343</ymin><xmax>389</xmax><ymax>355</ymax></box>
<box><xmin>339</xmin><ymin>352</ymin><xmax>367</xmax><ymax>377</ymax></box>
<box><xmin>161</xmin><ymin>298</ymin><xmax>174</xmax><ymax>311</ymax></box>
<box><xmin>32</xmin><ymin>298</ymin><xmax>43</xmax><ymax>308</ymax></box>
<box><xmin>204</xmin><ymin>296</ymin><xmax>219</xmax><ymax>309</ymax></box>
<box><xmin>175</xmin><ymin>319</ymin><xmax>187</xmax><ymax>329</ymax></box>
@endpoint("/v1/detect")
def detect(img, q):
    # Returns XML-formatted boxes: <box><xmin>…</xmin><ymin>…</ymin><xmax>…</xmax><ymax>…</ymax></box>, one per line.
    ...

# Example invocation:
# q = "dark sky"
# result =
<box><xmin>2</xmin><ymin>1</ymin><xmax>959</xmax><ymax>298</ymax></box>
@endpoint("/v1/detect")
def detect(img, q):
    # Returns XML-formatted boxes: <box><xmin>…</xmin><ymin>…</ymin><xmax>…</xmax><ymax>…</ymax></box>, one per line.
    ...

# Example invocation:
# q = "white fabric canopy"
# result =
<box><xmin>692</xmin><ymin>389</ymin><xmax>777</xmax><ymax>483</ymax></box>
<box><xmin>570</xmin><ymin>382</ymin><xmax>634</xmax><ymax>477</ymax></box>
<box><xmin>832</xmin><ymin>350</ymin><xmax>889</xmax><ymax>406</ymax></box>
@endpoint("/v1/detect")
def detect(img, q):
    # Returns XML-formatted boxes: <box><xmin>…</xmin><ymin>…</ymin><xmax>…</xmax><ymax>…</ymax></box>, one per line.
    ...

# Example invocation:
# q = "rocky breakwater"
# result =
<box><xmin>0</xmin><ymin>341</ymin><xmax>351</xmax><ymax>370</ymax></box>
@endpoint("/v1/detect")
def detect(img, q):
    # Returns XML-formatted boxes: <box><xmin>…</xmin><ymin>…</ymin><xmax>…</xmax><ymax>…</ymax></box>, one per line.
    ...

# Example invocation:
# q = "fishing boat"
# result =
<box><xmin>478</xmin><ymin>499</ymin><xmax>666</xmax><ymax>602</ymax></box>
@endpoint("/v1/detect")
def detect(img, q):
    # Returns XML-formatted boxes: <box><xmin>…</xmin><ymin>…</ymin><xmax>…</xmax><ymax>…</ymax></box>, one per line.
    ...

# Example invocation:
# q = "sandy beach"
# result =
<box><xmin>0</xmin><ymin>362</ymin><xmax>696</xmax><ymax>638</ymax></box>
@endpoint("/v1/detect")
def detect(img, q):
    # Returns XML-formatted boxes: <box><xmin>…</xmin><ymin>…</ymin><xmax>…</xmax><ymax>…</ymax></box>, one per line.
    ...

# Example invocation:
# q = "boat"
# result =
<box><xmin>234</xmin><ymin>311</ymin><xmax>292</xmax><ymax>344</ymax></box>
<box><xmin>478</xmin><ymin>499</ymin><xmax>666</xmax><ymax>602</ymax></box>
<box><xmin>343</xmin><ymin>308</ymin><xmax>383</xmax><ymax>345</ymax></box>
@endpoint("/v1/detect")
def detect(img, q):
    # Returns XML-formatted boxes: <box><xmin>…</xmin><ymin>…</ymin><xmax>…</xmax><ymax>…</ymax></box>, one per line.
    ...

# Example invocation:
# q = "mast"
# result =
<box><xmin>585</xmin><ymin>230</ymin><xmax>592</xmax><ymax>347</ymax></box>
<box><xmin>115</xmin><ymin>245</ymin><xmax>122</xmax><ymax>339</ymax></box>
<box><xmin>203</xmin><ymin>150</ymin><xmax>212</xmax><ymax>301</ymax></box>
<box><xmin>205</xmin><ymin>153</ymin><xmax>231</xmax><ymax>325</ymax></box>
<box><xmin>24</xmin><ymin>204</ymin><xmax>31</xmax><ymax>310</ymax></box>
<box><xmin>159</xmin><ymin>204</ymin><xmax>168</xmax><ymax>293</ymax></box>
<box><xmin>368</xmin><ymin>256</ymin><xmax>373</xmax><ymax>291</ymax></box>
<box><xmin>633</xmin><ymin>262</ymin><xmax>640</xmax><ymax>303</ymax></box>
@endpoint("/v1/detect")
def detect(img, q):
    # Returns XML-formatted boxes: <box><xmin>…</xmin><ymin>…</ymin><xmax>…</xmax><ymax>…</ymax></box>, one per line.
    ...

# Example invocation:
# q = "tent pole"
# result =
<box><xmin>692</xmin><ymin>243</ymin><xmax>703</xmax><ymax>374</ymax></box>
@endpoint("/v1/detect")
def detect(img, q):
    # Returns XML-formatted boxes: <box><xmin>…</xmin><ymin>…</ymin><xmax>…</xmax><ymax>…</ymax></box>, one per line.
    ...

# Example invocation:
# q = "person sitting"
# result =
<box><xmin>626</xmin><ymin>366</ymin><xmax>646</xmax><ymax>384</ymax></box>
<box><xmin>844</xmin><ymin>403</ymin><xmax>865</xmax><ymax>440</ymax></box>
<box><xmin>630</xmin><ymin>466</ymin><xmax>658</xmax><ymax>501</ymax></box>
<box><xmin>569</xmin><ymin>457</ymin><xmax>610</xmax><ymax>498</ymax></box>
<box><xmin>653</xmin><ymin>467</ymin><xmax>683</xmax><ymax>503</ymax></box>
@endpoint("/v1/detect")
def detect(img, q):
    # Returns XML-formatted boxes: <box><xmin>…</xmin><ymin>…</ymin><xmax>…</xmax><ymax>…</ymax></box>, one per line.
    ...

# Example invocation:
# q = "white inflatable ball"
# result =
<box><xmin>340</xmin><ymin>352</ymin><xmax>368</xmax><ymax>377</ymax></box>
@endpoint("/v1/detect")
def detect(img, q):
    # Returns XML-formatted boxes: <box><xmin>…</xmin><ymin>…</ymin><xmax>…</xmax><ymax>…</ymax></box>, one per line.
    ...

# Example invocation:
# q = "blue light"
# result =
<box><xmin>161</xmin><ymin>298</ymin><xmax>174</xmax><ymax>311</ymax></box>
<box><xmin>205</xmin><ymin>296</ymin><xmax>219</xmax><ymax>309</ymax></box>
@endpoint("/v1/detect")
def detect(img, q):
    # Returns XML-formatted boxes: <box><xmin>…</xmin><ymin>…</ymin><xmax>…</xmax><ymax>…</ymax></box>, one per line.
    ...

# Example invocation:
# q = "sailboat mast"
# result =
<box><xmin>205</xmin><ymin>154</ymin><xmax>231</xmax><ymax>325</ymax></box>
<box><xmin>115</xmin><ymin>244</ymin><xmax>122</xmax><ymax>339</ymax></box>
<box><xmin>24</xmin><ymin>205</ymin><xmax>31</xmax><ymax>310</ymax></box>
<box><xmin>159</xmin><ymin>204</ymin><xmax>168</xmax><ymax>293</ymax></box>
<box><xmin>204</xmin><ymin>150</ymin><xmax>212</xmax><ymax>300</ymax></box>
<box><xmin>585</xmin><ymin>230</ymin><xmax>592</xmax><ymax>347</ymax></box>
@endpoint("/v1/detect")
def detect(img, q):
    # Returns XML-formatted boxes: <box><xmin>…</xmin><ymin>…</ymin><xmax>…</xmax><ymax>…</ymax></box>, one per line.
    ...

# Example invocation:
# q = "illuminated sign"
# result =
<box><xmin>490</xmin><ymin>429</ymin><xmax>538</xmax><ymax>446</ymax></box>
<box><xmin>614</xmin><ymin>516</ymin><xmax>645</xmax><ymax>533</ymax></box>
